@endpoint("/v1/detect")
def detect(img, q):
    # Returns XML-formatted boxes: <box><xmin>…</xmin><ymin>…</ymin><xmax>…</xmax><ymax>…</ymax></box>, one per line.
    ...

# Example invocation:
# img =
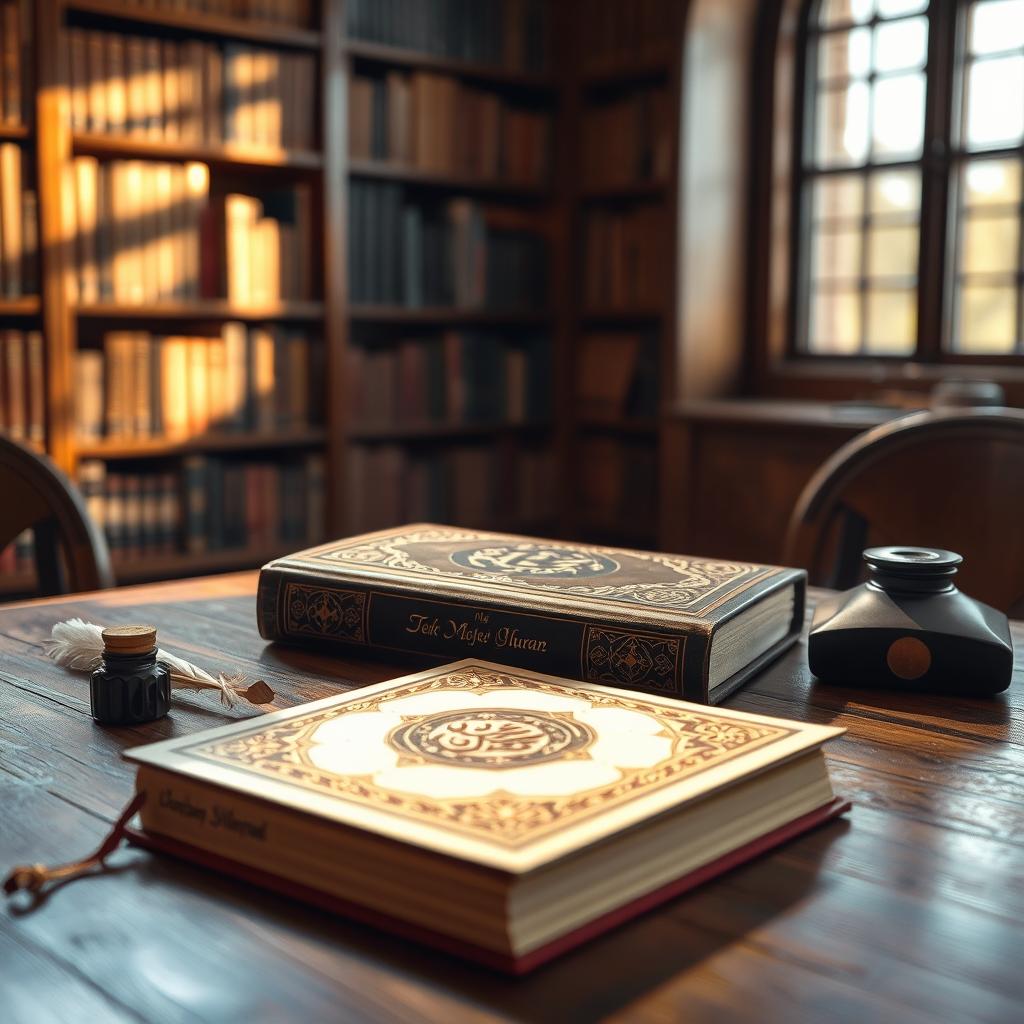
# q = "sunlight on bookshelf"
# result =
<box><xmin>68</xmin><ymin>28</ymin><xmax>316</xmax><ymax>150</ymax></box>
<box><xmin>0</xmin><ymin>0</ymin><xmax>29</xmax><ymax>128</ymax></box>
<box><xmin>225</xmin><ymin>187</ymin><xmax>313</xmax><ymax>304</ymax></box>
<box><xmin>68</xmin><ymin>158</ymin><xmax>314</xmax><ymax>305</ymax></box>
<box><xmin>0</xmin><ymin>142</ymin><xmax>37</xmax><ymax>297</ymax></box>
<box><xmin>69</xmin><ymin>157</ymin><xmax>210</xmax><ymax>303</ymax></box>
<box><xmin>73</xmin><ymin>324</ymin><xmax>322</xmax><ymax>443</ymax></box>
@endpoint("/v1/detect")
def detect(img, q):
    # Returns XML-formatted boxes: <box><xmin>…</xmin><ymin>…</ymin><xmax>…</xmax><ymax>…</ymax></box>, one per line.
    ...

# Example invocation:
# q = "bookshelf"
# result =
<box><xmin>339</xmin><ymin>0</ymin><xmax>562</xmax><ymax>535</ymax></box>
<box><xmin>1</xmin><ymin>0</ymin><xmax>687</xmax><ymax>596</ymax></box>
<box><xmin>0</xmin><ymin>0</ymin><xmax>343</xmax><ymax>591</ymax></box>
<box><xmin>565</xmin><ymin>0</ymin><xmax>683</xmax><ymax>548</ymax></box>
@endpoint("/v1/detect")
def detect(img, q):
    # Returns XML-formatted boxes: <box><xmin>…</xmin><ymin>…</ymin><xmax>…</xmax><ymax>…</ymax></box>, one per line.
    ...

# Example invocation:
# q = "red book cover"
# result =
<box><xmin>127</xmin><ymin>799</ymin><xmax>849</xmax><ymax>975</ymax></box>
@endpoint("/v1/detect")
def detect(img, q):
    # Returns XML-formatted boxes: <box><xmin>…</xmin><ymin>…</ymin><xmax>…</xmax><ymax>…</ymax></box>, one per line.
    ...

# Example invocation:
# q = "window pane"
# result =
<box><xmin>866</xmin><ymin>289</ymin><xmax>917</xmax><ymax>353</ymax></box>
<box><xmin>965</xmin><ymin>56</ymin><xmax>1024</xmax><ymax>149</ymax></box>
<box><xmin>957</xmin><ymin>285</ymin><xmax>1018</xmax><ymax>352</ymax></box>
<box><xmin>875</xmin><ymin>17</ymin><xmax>929</xmax><ymax>73</ymax></box>
<box><xmin>817</xmin><ymin>82</ymin><xmax>870</xmax><ymax>165</ymax></box>
<box><xmin>963</xmin><ymin>159</ymin><xmax>1023</xmax><ymax>207</ymax></box>
<box><xmin>814</xmin><ymin>173</ymin><xmax>864</xmax><ymax>220</ymax></box>
<box><xmin>819</xmin><ymin>0</ymin><xmax>873</xmax><ymax>26</ymax></box>
<box><xmin>868</xmin><ymin>223</ymin><xmax>919</xmax><ymax>276</ymax></box>
<box><xmin>813</xmin><ymin>227</ymin><xmax>863</xmax><ymax>279</ymax></box>
<box><xmin>819</xmin><ymin>28</ymin><xmax>872</xmax><ymax>80</ymax></box>
<box><xmin>876</xmin><ymin>0</ymin><xmax>928</xmax><ymax>16</ymax></box>
<box><xmin>969</xmin><ymin>1</ymin><xmax>1024</xmax><ymax>55</ymax></box>
<box><xmin>872</xmin><ymin>73</ymin><xmax>926</xmax><ymax>158</ymax></box>
<box><xmin>869</xmin><ymin>169</ymin><xmax>921</xmax><ymax>215</ymax></box>
<box><xmin>961</xmin><ymin>213</ymin><xmax>1020</xmax><ymax>273</ymax></box>
<box><xmin>809</xmin><ymin>288</ymin><xmax>861</xmax><ymax>352</ymax></box>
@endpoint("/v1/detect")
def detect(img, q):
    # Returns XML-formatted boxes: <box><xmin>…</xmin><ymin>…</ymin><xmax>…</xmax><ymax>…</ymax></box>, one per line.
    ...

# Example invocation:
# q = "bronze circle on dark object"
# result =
<box><xmin>809</xmin><ymin>548</ymin><xmax>1013</xmax><ymax>697</ymax></box>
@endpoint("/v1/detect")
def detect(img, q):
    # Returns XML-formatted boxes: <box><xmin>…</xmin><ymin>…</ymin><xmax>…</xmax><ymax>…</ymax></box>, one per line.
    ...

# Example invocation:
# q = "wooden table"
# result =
<box><xmin>2</xmin><ymin>574</ymin><xmax>1022</xmax><ymax>1023</ymax></box>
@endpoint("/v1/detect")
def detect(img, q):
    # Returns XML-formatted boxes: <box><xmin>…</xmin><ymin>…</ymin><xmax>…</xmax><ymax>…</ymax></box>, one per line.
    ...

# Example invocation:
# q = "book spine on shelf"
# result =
<box><xmin>2</xmin><ymin>0</ymin><xmax>22</xmax><ymax>126</ymax></box>
<box><xmin>0</xmin><ymin>141</ymin><xmax>21</xmax><ymax>297</ymax></box>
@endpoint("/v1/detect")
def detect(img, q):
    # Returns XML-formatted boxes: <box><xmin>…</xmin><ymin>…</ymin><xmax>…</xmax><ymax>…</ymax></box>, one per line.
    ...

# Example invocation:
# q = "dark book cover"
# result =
<box><xmin>257</xmin><ymin>524</ymin><xmax>807</xmax><ymax>704</ymax></box>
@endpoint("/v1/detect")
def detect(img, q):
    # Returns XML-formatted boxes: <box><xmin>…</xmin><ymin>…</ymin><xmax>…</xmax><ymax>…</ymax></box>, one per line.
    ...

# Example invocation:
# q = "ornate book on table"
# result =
<box><xmin>125</xmin><ymin>660</ymin><xmax>847</xmax><ymax>973</ymax></box>
<box><xmin>256</xmin><ymin>524</ymin><xmax>807</xmax><ymax>704</ymax></box>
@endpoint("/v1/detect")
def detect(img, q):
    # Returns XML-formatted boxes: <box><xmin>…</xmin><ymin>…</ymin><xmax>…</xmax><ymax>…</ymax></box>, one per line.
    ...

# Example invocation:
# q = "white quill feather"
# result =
<box><xmin>43</xmin><ymin>618</ymin><xmax>274</xmax><ymax>712</ymax></box>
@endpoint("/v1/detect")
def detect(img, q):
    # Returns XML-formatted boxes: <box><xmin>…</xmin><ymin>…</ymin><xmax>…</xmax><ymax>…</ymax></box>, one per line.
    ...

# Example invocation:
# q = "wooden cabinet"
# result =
<box><xmin>660</xmin><ymin>400</ymin><xmax>903</xmax><ymax>563</ymax></box>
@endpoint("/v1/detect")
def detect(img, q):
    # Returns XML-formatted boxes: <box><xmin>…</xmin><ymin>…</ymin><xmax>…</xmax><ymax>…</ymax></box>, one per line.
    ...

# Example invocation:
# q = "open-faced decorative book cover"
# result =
<box><xmin>126</xmin><ymin>660</ymin><xmax>847</xmax><ymax>972</ymax></box>
<box><xmin>256</xmin><ymin>524</ymin><xmax>808</xmax><ymax>703</ymax></box>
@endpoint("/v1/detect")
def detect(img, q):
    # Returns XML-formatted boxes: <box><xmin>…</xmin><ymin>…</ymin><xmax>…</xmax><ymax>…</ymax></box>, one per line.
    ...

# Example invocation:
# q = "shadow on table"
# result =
<box><xmin>135</xmin><ymin>816</ymin><xmax>848</xmax><ymax>1024</ymax></box>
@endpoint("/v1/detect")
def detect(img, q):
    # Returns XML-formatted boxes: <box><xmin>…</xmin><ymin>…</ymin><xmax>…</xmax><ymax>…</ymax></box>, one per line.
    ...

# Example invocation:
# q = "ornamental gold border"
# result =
<box><xmin>273</xmin><ymin>525</ymin><xmax>772</xmax><ymax>621</ymax></box>
<box><xmin>184</xmin><ymin>669</ymin><xmax>797</xmax><ymax>850</ymax></box>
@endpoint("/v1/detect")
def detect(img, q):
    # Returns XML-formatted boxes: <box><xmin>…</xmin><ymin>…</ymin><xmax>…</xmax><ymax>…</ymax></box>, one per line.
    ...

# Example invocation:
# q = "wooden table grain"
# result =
<box><xmin>1</xmin><ymin>574</ymin><xmax>1021</xmax><ymax>1023</ymax></box>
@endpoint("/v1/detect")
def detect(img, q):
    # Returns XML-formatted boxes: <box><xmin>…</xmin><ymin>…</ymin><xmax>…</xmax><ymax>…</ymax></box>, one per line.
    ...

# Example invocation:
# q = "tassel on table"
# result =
<box><xmin>3</xmin><ymin>792</ymin><xmax>146</xmax><ymax>898</ymax></box>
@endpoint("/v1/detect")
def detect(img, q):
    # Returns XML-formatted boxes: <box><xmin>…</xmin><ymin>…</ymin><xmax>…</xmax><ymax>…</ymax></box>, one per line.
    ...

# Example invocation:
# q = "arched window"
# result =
<box><xmin>795</xmin><ymin>0</ymin><xmax>1024</xmax><ymax>359</ymax></box>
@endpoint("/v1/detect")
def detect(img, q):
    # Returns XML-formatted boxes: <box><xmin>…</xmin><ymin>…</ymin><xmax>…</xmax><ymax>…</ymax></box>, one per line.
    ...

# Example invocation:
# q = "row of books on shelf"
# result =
<box><xmin>345</xmin><ymin>443</ymin><xmax>554</xmax><ymax>535</ymax></box>
<box><xmin>69</xmin><ymin>157</ymin><xmax>313</xmax><ymax>304</ymax></box>
<box><xmin>0</xmin><ymin>328</ymin><xmax>43</xmax><ymax>446</ymax></box>
<box><xmin>578</xmin><ymin>331</ymin><xmax>659</xmax><ymax>418</ymax></box>
<box><xmin>581</xmin><ymin>0</ymin><xmax>681</xmax><ymax>71</ymax></box>
<box><xmin>0</xmin><ymin>1</ymin><xmax>29</xmax><ymax>128</ymax></box>
<box><xmin>74</xmin><ymin>325</ymin><xmax>322</xmax><ymax>442</ymax></box>
<box><xmin>583</xmin><ymin>88</ymin><xmax>672</xmax><ymax>189</ymax></box>
<box><xmin>0</xmin><ymin>143</ymin><xmax>37</xmax><ymax>297</ymax></box>
<box><xmin>68</xmin><ymin>29</ymin><xmax>317</xmax><ymax>151</ymax></box>
<box><xmin>78</xmin><ymin>454</ymin><xmax>325</xmax><ymax>559</ymax></box>
<box><xmin>347</xmin><ymin>332</ymin><xmax>549</xmax><ymax>427</ymax></box>
<box><xmin>349</xmin><ymin>182</ymin><xmax>546</xmax><ymax>308</ymax></box>
<box><xmin>583</xmin><ymin>206</ymin><xmax>666</xmax><ymax>311</ymax></box>
<box><xmin>578</xmin><ymin>437</ymin><xmax>657</xmax><ymax>535</ymax></box>
<box><xmin>112</xmin><ymin>1</ymin><xmax>313</xmax><ymax>26</ymax></box>
<box><xmin>350</xmin><ymin>71</ymin><xmax>549</xmax><ymax>183</ymax></box>
<box><xmin>346</xmin><ymin>0</ymin><xmax>548</xmax><ymax>74</ymax></box>
<box><xmin>224</xmin><ymin>190</ymin><xmax>313</xmax><ymax>303</ymax></box>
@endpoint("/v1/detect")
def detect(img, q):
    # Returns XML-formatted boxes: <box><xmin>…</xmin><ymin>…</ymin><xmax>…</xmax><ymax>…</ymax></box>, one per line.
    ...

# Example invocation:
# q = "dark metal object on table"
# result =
<box><xmin>90</xmin><ymin>625</ymin><xmax>171</xmax><ymax>725</ymax></box>
<box><xmin>808</xmin><ymin>547</ymin><xmax>1013</xmax><ymax>695</ymax></box>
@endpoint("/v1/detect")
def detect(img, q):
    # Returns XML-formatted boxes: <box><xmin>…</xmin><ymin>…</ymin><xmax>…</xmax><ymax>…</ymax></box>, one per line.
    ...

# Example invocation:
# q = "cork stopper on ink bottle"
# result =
<box><xmin>91</xmin><ymin>625</ymin><xmax>171</xmax><ymax>726</ymax></box>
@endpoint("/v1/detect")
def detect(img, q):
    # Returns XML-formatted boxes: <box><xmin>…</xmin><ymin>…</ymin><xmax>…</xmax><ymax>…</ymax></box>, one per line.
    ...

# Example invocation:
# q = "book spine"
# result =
<box><xmin>256</xmin><ymin>568</ymin><xmax>700</xmax><ymax>699</ymax></box>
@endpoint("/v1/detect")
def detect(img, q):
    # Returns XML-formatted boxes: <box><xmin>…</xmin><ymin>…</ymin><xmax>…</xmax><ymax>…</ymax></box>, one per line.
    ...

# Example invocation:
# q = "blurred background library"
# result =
<box><xmin>1</xmin><ymin>0</ymin><xmax>1023</xmax><ymax>604</ymax></box>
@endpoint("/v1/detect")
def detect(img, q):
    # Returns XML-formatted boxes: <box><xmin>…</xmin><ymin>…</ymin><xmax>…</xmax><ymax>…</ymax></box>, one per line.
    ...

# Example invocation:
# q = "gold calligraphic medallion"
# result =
<box><xmin>389</xmin><ymin>709</ymin><xmax>595</xmax><ymax>769</ymax></box>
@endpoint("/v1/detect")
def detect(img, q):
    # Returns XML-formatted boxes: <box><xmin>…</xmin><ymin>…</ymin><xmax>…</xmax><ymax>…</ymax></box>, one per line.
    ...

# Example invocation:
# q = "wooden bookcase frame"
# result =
<box><xmin>21</xmin><ymin>0</ymin><xmax>346</xmax><ymax>590</ymax></box>
<box><xmin>7</xmin><ymin>0</ymin><xmax>685</xmax><ymax>595</ymax></box>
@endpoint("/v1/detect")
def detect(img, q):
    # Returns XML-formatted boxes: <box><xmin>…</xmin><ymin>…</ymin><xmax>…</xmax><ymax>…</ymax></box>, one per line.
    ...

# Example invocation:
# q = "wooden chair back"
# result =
<box><xmin>0</xmin><ymin>437</ymin><xmax>113</xmax><ymax>596</ymax></box>
<box><xmin>783</xmin><ymin>409</ymin><xmax>1024</xmax><ymax>615</ymax></box>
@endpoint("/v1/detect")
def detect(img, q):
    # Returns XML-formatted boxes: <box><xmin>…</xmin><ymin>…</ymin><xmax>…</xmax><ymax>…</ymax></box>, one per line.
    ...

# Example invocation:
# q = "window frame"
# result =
<box><xmin>750</xmin><ymin>0</ymin><xmax>1024</xmax><ymax>405</ymax></box>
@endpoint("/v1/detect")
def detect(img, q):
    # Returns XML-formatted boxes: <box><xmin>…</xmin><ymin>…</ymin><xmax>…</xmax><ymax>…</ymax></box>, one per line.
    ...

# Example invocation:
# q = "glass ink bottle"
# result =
<box><xmin>90</xmin><ymin>625</ymin><xmax>171</xmax><ymax>725</ymax></box>
<box><xmin>808</xmin><ymin>547</ymin><xmax>1012</xmax><ymax>696</ymax></box>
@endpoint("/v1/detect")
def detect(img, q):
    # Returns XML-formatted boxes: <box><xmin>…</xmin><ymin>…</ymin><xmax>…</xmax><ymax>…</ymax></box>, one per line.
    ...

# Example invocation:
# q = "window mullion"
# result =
<box><xmin>915</xmin><ymin>0</ymin><xmax>959</xmax><ymax>362</ymax></box>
